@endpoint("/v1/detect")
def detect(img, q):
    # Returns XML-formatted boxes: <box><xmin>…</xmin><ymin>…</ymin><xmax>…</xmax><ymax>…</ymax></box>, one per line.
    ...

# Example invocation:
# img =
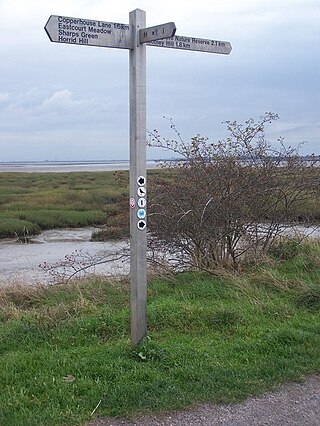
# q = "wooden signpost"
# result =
<box><xmin>45</xmin><ymin>9</ymin><xmax>232</xmax><ymax>348</ymax></box>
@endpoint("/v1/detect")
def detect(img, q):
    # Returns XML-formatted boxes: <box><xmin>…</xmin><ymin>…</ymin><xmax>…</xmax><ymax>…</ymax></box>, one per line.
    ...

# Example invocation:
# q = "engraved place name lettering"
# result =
<box><xmin>147</xmin><ymin>34</ymin><xmax>231</xmax><ymax>54</ymax></box>
<box><xmin>46</xmin><ymin>15</ymin><xmax>131</xmax><ymax>49</ymax></box>
<box><xmin>58</xmin><ymin>16</ymin><xmax>97</xmax><ymax>26</ymax></box>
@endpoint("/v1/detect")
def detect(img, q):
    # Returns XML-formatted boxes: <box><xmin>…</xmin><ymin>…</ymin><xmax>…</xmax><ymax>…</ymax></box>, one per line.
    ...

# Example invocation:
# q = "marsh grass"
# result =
<box><xmin>0</xmin><ymin>171</ymin><xmax>128</xmax><ymax>238</ymax></box>
<box><xmin>0</xmin><ymin>240</ymin><xmax>319</xmax><ymax>425</ymax></box>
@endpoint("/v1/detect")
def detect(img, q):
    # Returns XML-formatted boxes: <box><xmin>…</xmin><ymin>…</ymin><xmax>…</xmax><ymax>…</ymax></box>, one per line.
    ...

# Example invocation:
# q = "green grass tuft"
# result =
<box><xmin>0</xmin><ymin>218</ymin><xmax>41</xmax><ymax>238</ymax></box>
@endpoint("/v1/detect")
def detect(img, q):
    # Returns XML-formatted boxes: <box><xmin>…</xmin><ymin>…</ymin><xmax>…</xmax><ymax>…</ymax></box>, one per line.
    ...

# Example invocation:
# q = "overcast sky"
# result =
<box><xmin>0</xmin><ymin>0</ymin><xmax>319</xmax><ymax>161</ymax></box>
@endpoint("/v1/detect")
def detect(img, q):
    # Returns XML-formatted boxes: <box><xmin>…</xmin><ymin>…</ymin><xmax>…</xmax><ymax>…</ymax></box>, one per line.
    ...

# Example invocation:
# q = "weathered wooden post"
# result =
<box><xmin>129</xmin><ymin>9</ymin><xmax>147</xmax><ymax>347</ymax></box>
<box><xmin>44</xmin><ymin>8</ymin><xmax>231</xmax><ymax>347</ymax></box>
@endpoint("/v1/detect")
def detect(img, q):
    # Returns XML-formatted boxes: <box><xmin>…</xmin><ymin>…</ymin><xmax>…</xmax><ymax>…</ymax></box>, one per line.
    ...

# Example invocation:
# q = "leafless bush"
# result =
<box><xmin>147</xmin><ymin>113</ymin><xmax>320</xmax><ymax>271</ymax></box>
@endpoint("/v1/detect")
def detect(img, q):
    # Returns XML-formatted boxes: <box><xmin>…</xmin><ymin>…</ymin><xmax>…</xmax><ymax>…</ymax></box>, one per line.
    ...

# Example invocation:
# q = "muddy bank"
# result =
<box><xmin>0</xmin><ymin>228</ymin><xmax>128</xmax><ymax>286</ymax></box>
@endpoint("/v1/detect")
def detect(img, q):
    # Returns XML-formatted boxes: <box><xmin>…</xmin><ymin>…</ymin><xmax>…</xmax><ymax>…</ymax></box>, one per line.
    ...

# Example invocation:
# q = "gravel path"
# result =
<box><xmin>88</xmin><ymin>374</ymin><xmax>320</xmax><ymax>426</ymax></box>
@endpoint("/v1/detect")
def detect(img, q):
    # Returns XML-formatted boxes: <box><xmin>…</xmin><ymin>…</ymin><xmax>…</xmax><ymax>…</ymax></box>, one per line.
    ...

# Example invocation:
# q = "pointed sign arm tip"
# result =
<box><xmin>169</xmin><ymin>22</ymin><xmax>177</xmax><ymax>37</ymax></box>
<box><xmin>44</xmin><ymin>15</ymin><xmax>53</xmax><ymax>42</ymax></box>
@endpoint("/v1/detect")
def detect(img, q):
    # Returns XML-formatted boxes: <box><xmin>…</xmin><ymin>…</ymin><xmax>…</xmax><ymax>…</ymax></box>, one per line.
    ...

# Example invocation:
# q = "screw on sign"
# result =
<box><xmin>45</xmin><ymin>8</ymin><xmax>231</xmax><ymax>348</ymax></box>
<box><xmin>130</xmin><ymin>197</ymin><xmax>136</xmax><ymax>208</ymax></box>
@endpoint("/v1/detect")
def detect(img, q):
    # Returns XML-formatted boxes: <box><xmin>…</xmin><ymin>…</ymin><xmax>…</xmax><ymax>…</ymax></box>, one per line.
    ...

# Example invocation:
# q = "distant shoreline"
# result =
<box><xmin>0</xmin><ymin>160</ymin><xmax>161</xmax><ymax>173</ymax></box>
<box><xmin>1</xmin><ymin>156</ymin><xmax>318</xmax><ymax>173</ymax></box>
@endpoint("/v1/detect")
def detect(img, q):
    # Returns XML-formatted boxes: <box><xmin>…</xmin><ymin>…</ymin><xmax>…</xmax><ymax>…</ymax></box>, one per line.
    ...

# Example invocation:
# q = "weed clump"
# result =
<box><xmin>132</xmin><ymin>336</ymin><xmax>167</xmax><ymax>362</ymax></box>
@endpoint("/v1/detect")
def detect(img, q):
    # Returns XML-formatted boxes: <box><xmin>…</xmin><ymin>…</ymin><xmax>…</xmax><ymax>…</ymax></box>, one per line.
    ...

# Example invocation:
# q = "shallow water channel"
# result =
<box><xmin>1</xmin><ymin>225</ymin><xmax>319</xmax><ymax>286</ymax></box>
<box><xmin>0</xmin><ymin>228</ymin><xmax>128</xmax><ymax>286</ymax></box>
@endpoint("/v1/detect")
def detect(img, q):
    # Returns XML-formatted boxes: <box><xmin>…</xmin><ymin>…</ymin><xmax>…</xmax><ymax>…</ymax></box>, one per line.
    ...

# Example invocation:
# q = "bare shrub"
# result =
<box><xmin>147</xmin><ymin>113</ymin><xmax>320</xmax><ymax>272</ymax></box>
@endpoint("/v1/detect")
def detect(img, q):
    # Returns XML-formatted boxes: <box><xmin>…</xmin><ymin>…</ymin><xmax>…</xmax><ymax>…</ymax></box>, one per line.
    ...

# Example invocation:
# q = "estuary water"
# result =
<box><xmin>0</xmin><ymin>160</ymin><xmax>159</xmax><ymax>173</ymax></box>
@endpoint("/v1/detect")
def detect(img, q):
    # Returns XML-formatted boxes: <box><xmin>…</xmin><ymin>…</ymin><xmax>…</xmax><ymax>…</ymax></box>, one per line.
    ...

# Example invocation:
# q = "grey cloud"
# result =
<box><xmin>38</xmin><ymin>89</ymin><xmax>84</xmax><ymax>112</ymax></box>
<box><xmin>0</xmin><ymin>0</ymin><xmax>319</xmax><ymax>161</ymax></box>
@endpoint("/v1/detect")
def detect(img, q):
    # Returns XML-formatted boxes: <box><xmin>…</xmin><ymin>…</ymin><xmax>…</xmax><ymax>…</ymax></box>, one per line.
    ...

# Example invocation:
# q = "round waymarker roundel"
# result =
<box><xmin>138</xmin><ymin>198</ymin><xmax>146</xmax><ymax>208</ymax></box>
<box><xmin>137</xmin><ymin>176</ymin><xmax>146</xmax><ymax>186</ymax></box>
<box><xmin>137</xmin><ymin>220</ymin><xmax>146</xmax><ymax>230</ymax></box>
<box><xmin>137</xmin><ymin>187</ymin><xmax>146</xmax><ymax>197</ymax></box>
<box><xmin>137</xmin><ymin>209</ymin><xmax>146</xmax><ymax>219</ymax></box>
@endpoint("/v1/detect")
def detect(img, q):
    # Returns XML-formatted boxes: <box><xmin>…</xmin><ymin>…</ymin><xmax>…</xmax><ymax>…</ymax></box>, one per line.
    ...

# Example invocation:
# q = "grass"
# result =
<box><xmin>0</xmin><ymin>240</ymin><xmax>319</xmax><ymax>425</ymax></box>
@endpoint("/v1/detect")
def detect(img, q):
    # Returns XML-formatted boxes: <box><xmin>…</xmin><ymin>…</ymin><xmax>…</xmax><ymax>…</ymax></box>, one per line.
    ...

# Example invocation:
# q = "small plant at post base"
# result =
<box><xmin>132</xmin><ymin>336</ymin><xmax>167</xmax><ymax>362</ymax></box>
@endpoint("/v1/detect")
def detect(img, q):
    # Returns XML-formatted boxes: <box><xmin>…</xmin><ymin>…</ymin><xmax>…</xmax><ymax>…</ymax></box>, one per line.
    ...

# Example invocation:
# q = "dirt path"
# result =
<box><xmin>88</xmin><ymin>374</ymin><xmax>320</xmax><ymax>426</ymax></box>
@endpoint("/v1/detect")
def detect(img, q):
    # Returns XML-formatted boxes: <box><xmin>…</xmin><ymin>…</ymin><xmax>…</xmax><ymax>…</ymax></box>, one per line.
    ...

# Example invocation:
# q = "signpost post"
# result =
<box><xmin>129</xmin><ymin>9</ymin><xmax>148</xmax><ymax>346</ymax></box>
<box><xmin>45</xmin><ymin>9</ymin><xmax>232</xmax><ymax>348</ymax></box>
